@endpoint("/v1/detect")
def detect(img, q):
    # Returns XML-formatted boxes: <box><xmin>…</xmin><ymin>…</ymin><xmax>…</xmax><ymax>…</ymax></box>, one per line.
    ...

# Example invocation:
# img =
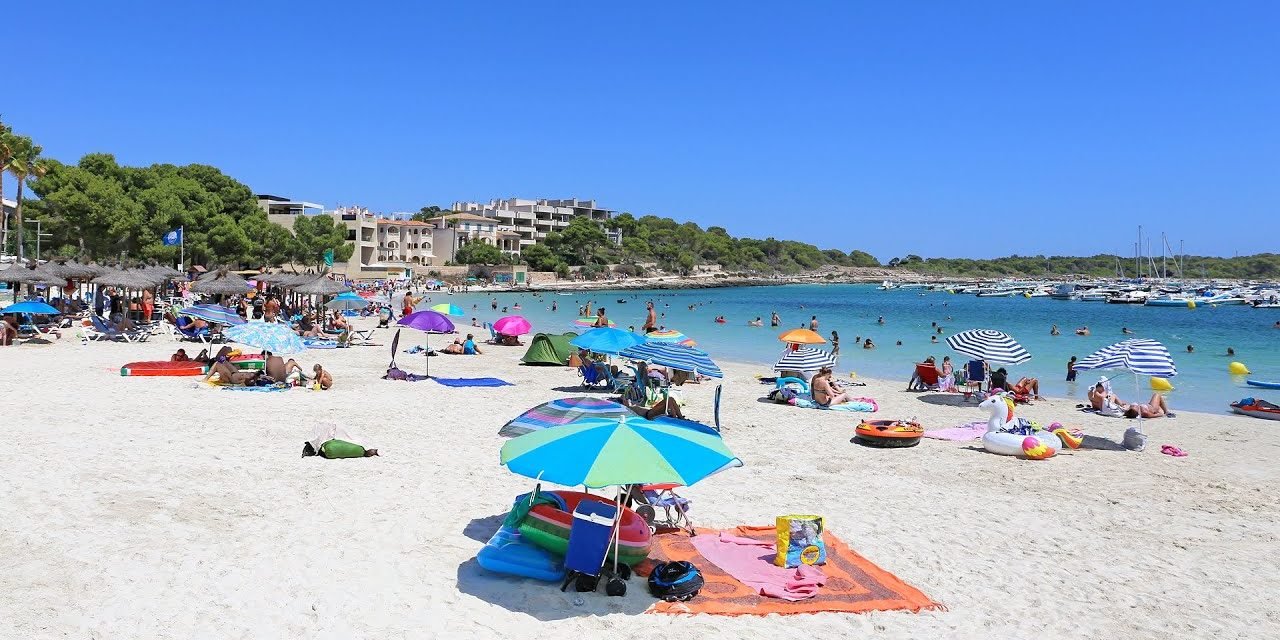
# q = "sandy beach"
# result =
<box><xmin>3</xmin><ymin>318</ymin><xmax>1278</xmax><ymax>639</ymax></box>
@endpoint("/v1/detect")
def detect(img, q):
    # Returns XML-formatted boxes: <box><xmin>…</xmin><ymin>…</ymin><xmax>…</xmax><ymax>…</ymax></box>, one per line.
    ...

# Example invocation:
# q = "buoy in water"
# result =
<box><xmin>1150</xmin><ymin>376</ymin><xmax>1174</xmax><ymax>391</ymax></box>
<box><xmin>1228</xmin><ymin>361</ymin><xmax>1250</xmax><ymax>375</ymax></box>
<box><xmin>1187</xmin><ymin>300</ymin><xmax>1197</xmax><ymax>309</ymax></box>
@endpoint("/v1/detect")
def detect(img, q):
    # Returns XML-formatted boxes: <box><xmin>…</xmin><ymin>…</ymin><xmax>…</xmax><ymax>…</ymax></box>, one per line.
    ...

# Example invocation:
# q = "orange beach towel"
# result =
<box><xmin>647</xmin><ymin>526</ymin><xmax>943</xmax><ymax>616</ymax></box>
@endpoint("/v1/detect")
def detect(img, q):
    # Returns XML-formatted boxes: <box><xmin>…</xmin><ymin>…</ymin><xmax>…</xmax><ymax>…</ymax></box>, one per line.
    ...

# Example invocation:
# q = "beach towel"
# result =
<box><xmin>691</xmin><ymin>532</ymin><xmax>825</xmax><ymax>601</ymax></box>
<box><xmin>924</xmin><ymin>420</ymin><xmax>988</xmax><ymax>441</ymax></box>
<box><xmin>221</xmin><ymin>384</ymin><xmax>289</xmax><ymax>393</ymax></box>
<box><xmin>431</xmin><ymin>377</ymin><xmax>513</xmax><ymax>388</ymax></box>
<box><xmin>302</xmin><ymin>338</ymin><xmax>338</xmax><ymax>349</ymax></box>
<box><xmin>794</xmin><ymin>396</ymin><xmax>878</xmax><ymax>412</ymax></box>
<box><xmin>648</xmin><ymin>526</ymin><xmax>942</xmax><ymax>616</ymax></box>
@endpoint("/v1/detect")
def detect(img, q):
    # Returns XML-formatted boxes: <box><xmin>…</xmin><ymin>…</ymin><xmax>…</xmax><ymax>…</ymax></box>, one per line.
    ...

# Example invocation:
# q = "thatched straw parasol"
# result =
<box><xmin>255</xmin><ymin>271</ymin><xmax>293</xmax><ymax>284</ymax></box>
<box><xmin>189</xmin><ymin>269</ymin><xmax>251</xmax><ymax>296</ymax></box>
<box><xmin>292</xmin><ymin>274</ymin><xmax>349</xmax><ymax>296</ymax></box>
<box><xmin>141</xmin><ymin>264</ymin><xmax>184</xmax><ymax>281</ymax></box>
<box><xmin>92</xmin><ymin>267</ymin><xmax>160</xmax><ymax>291</ymax></box>
<box><xmin>1</xmin><ymin>263</ymin><xmax>64</xmax><ymax>285</ymax></box>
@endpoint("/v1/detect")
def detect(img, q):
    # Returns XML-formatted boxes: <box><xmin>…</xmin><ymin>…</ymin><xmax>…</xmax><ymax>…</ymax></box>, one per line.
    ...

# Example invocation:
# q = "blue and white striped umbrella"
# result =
<box><xmin>946</xmin><ymin>329</ymin><xmax>1030</xmax><ymax>365</ymax></box>
<box><xmin>1074</xmin><ymin>339</ymin><xmax>1178</xmax><ymax>377</ymax></box>
<box><xmin>619</xmin><ymin>341</ymin><xmax>723</xmax><ymax>378</ymax></box>
<box><xmin>224</xmin><ymin>322</ymin><xmax>306</xmax><ymax>355</ymax></box>
<box><xmin>178</xmin><ymin>303</ymin><xmax>246</xmax><ymax>326</ymax></box>
<box><xmin>773</xmin><ymin>347</ymin><xmax>837</xmax><ymax>372</ymax></box>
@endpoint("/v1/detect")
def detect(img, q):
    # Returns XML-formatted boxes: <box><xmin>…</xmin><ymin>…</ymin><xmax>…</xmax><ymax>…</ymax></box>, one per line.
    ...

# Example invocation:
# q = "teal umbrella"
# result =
<box><xmin>500</xmin><ymin>414</ymin><xmax>741</xmax><ymax>489</ymax></box>
<box><xmin>429</xmin><ymin>303</ymin><xmax>466</xmax><ymax>316</ymax></box>
<box><xmin>326</xmin><ymin>291</ymin><xmax>367</xmax><ymax>311</ymax></box>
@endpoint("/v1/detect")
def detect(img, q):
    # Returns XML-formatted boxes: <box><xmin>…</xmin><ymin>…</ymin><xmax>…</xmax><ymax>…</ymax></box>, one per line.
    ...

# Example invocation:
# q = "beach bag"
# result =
<box><xmin>648</xmin><ymin>561</ymin><xmax>703</xmax><ymax>602</ymax></box>
<box><xmin>768</xmin><ymin>387</ymin><xmax>797</xmax><ymax>405</ymax></box>
<box><xmin>319</xmin><ymin>439</ymin><xmax>367</xmax><ymax>459</ymax></box>
<box><xmin>384</xmin><ymin>367</ymin><xmax>409</xmax><ymax>381</ymax></box>
<box><xmin>774</xmin><ymin>515</ymin><xmax>827</xmax><ymax>568</ymax></box>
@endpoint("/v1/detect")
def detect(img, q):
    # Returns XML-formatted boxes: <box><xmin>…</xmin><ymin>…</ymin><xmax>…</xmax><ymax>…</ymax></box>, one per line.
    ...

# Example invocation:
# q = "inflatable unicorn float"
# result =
<box><xmin>978</xmin><ymin>392</ymin><xmax>1083</xmax><ymax>459</ymax></box>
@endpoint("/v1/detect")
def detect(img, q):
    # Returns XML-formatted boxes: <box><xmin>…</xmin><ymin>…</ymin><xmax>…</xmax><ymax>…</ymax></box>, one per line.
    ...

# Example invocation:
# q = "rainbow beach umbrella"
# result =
<box><xmin>499</xmin><ymin>397</ymin><xmax>632</xmax><ymax>438</ymax></box>
<box><xmin>645</xmin><ymin>329</ymin><xmax>696</xmax><ymax>347</ymax></box>
<box><xmin>500</xmin><ymin>413</ymin><xmax>741</xmax><ymax>488</ymax></box>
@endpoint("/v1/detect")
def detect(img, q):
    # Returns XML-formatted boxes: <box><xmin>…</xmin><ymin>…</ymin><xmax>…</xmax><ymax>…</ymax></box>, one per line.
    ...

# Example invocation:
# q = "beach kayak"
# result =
<box><xmin>1246</xmin><ymin>380</ymin><xmax>1280</xmax><ymax>390</ymax></box>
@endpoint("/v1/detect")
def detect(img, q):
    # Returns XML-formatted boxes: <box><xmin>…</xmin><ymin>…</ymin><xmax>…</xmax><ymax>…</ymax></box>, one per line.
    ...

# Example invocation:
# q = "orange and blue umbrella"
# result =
<box><xmin>645</xmin><ymin>328</ymin><xmax>696</xmax><ymax>347</ymax></box>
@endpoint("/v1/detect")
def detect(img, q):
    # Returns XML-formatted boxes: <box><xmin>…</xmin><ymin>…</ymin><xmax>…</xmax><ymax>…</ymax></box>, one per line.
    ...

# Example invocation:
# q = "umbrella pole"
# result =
<box><xmin>425</xmin><ymin>332</ymin><xmax>430</xmax><ymax>379</ymax></box>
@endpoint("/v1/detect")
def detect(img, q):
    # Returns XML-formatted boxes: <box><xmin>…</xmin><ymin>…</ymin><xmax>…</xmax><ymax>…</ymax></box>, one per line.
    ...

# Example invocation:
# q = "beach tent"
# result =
<box><xmin>520</xmin><ymin>332</ymin><xmax>579</xmax><ymax>366</ymax></box>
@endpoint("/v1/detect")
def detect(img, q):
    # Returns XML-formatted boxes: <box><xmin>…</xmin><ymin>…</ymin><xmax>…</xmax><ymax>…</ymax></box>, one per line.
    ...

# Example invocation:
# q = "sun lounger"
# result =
<box><xmin>88</xmin><ymin>315</ymin><xmax>150</xmax><ymax>343</ymax></box>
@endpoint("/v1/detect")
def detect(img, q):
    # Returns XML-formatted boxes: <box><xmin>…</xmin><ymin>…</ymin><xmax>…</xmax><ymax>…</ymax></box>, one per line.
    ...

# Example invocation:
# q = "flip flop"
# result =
<box><xmin>1160</xmin><ymin>444</ymin><xmax>1188</xmax><ymax>457</ymax></box>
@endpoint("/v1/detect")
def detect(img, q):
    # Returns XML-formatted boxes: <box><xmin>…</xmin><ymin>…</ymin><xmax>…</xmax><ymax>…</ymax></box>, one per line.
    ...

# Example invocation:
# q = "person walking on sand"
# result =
<box><xmin>809</xmin><ymin>315</ymin><xmax>818</xmax><ymax>331</ymax></box>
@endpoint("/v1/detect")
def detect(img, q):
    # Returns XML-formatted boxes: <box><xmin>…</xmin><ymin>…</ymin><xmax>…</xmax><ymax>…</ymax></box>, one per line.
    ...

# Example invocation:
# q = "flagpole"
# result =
<box><xmin>179</xmin><ymin>226</ymin><xmax>184</xmax><ymax>272</ymax></box>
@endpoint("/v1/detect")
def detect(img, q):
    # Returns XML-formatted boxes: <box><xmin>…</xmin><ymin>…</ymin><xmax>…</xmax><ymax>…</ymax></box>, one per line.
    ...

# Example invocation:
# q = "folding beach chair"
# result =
<box><xmin>560</xmin><ymin>500</ymin><xmax>621</xmax><ymax>594</ymax></box>
<box><xmin>713</xmin><ymin>384</ymin><xmax>723</xmax><ymax>432</ymax></box>
<box><xmin>632</xmin><ymin>483</ymin><xmax>693</xmax><ymax>535</ymax></box>
<box><xmin>963</xmin><ymin>359</ymin><xmax>987</xmax><ymax>401</ymax></box>
<box><xmin>89</xmin><ymin>315</ymin><xmax>150</xmax><ymax>343</ymax></box>
<box><xmin>912</xmin><ymin>363</ymin><xmax>941</xmax><ymax>391</ymax></box>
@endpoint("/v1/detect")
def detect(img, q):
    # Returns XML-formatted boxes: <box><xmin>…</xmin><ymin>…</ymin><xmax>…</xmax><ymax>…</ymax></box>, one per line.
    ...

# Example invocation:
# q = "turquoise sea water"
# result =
<box><xmin>434</xmin><ymin>284</ymin><xmax>1280</xmax><ymax>413</ymax></box>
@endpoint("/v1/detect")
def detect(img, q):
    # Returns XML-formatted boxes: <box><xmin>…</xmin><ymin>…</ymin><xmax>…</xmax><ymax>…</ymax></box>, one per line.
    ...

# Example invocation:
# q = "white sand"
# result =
<box><xmin>3</xmin><ymin>319</ymin><xmax>1278</xmax><ymax>639</ymax></box>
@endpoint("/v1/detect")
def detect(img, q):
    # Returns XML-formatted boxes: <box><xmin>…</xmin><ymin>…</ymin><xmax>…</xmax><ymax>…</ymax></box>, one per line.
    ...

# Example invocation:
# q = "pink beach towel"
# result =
<box><xmin>924</xmin><ymin>420</ymin><xmax>988</xmax><ymax>441</ymax></box>
<box><xmin>690</xmin><ymin>532</ymin><xmax>826</xmax><ymax>601</ymax></box>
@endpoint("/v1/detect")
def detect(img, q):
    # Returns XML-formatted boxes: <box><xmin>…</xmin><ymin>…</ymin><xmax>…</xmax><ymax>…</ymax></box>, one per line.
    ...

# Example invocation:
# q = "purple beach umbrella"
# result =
<box><xmin>396</xmin><ymin>310</ymin><xmax>457</xmax><ymax>378</ymax></box>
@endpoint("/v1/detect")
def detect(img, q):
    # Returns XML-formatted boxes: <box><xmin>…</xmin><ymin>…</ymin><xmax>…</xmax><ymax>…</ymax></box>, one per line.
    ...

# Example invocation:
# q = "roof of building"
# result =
<box><xmin>376</xmin><ymin>219</ymin><xmax>435</xmax><ymax>227</ymax></box>
<box><xmin>432</xmin><ymin>213</ymin><xmax>496</xmax><ymax>224</ymax></box>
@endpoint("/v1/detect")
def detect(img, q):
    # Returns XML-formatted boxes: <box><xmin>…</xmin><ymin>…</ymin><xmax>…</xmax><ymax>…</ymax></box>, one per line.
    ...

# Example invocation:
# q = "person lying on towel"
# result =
<box><xmin>202</xmin><ymin>360</ymin><xmax>262</xmax><ymax>386</ymax></box>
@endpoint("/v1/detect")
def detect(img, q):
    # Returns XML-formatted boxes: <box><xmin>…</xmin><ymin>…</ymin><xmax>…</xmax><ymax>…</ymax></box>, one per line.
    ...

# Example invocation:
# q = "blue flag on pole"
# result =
<box><xmin>162</xmin><ymin>228</ymin><xmax>183</xmax><ymax>246</ymax></box>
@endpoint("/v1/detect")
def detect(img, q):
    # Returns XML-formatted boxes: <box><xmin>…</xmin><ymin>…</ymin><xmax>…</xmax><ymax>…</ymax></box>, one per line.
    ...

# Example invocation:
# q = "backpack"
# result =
<box><xmin>768</xmin><ymin>387</ymin><xmax>797</xmax><ymax>404</ymax></box>
<box><xmin>647</xmin><ymin>561</ymin><xmax>704</xmax><ymax>602</ymax></box>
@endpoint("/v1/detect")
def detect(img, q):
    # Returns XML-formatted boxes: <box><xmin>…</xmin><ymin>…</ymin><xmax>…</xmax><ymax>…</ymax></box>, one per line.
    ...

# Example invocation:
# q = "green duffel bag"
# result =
<box><xmin>319</xmin><ymin>439</ymin><xmax>367</xmax><ymax>459</ymax></box>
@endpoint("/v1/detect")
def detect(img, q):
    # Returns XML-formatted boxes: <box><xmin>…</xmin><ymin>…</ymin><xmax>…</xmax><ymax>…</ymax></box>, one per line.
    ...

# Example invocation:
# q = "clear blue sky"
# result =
<box><xmin>7</xmin><ymin>1</ymin><xmax>1278</xmax><ymax>260</ymax></box>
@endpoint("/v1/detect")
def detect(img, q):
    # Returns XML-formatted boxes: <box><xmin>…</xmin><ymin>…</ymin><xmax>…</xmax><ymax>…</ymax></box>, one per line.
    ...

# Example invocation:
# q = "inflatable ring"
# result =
<box><xmin>853</xmin><ymin>420</ymin><xmax>924</xmax><ymax>448</ymax></box>
<box><xmin>776</xmin><ymin>376</ymin><xmax>811</xmax><ymax>393</ymax></box>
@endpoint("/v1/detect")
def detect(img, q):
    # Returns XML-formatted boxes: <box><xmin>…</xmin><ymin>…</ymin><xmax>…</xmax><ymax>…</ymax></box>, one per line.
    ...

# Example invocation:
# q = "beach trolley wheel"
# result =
<box><xmin>853</xmin><ymin>420</ymin><xmax>925</xmax><ymax>448</ymax></box>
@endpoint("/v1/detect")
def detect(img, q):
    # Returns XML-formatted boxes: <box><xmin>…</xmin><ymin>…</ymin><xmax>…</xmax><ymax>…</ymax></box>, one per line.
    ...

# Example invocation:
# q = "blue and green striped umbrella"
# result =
<box><xmin>500</xmin><ymin>414</ymin><xmax>741</xmax><ymax>488</ymax></box>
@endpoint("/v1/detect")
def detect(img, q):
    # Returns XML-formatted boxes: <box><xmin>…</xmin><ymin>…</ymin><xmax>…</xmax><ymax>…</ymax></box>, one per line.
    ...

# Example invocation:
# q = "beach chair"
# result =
<box><xmin>713</xmin><ymin>384</ymin><xmax>723</xmax><ymax>432</ymax></box>
<box><xmin>89</xmin><ymin>315</ymin><xmax>150</xmax><ymax>343</ymax></box>
<box><xmin>579</xmin><ymin>363</ymin><xmax>610</xmax><ymax>388</ymax></box>
<box><xmin>912</xmin><ymin>363</ymin><xmax>941</xmax><ymax>391</ymax></box>
<box><xmin>174</xmin><ymin>317</ymin><xmax>211</xmax><ymax>344</ymax></box>
<box><xmin>348</xmin><ymin>327</ymin><xmax>376</xmax><ymax>345</ymax></box>
<box><xmin>963</xmin><ymin>359</ymin><xmax>987</xmax><ymax>400</ymax></box>
<box><xmin>632</xmin><ymin>483</ymin><xmax>693</xmax><ymax>535</ymax></box>
<box><xmin>560</xmin><ymin>499</ymin><xmax>622</xmax><ymax>595</ymax></box>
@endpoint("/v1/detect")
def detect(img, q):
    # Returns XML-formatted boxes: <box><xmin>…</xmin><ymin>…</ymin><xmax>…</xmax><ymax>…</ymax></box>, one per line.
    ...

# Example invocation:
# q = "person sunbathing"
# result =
<box><xmin>171</xmin><ymin>349</ymin><xmax>190</xmax><ymax>362</ymax></box>
<box><xmin>1087</xmin><ymin>381</ymin><xmax>1122</xmax><ymax>411</ymax></box>
<box><xmin>312</xmin><ymin>364</ymin><xmax>333</xmax><ymax>390</ymax></box>
<box><xmin>265</xmin><ymin>352</ymin><xmax>303</xmax><ymax>383</ymax></box>
<box><xmin>202</xmin><ymin>360</ymin><xmax>259</xmax><ymax>386</ymax></box>
<box><xmin>442</xmin><ymin>339</ymin><xmax>464</xmax><ymax>354</ymax></box>
<box><xmin>329</xmin><ymin>311</ymin><xmax>351</xmax><ymax>332</ymax></box>
<box><xmin>811</xmin><ymin>367</ymin><xmax>850</xmax><ymax>407</ymax></box>
<box><xmin>1123</xmin><ymin>393</ymin><xmax>1172</xmax><ymax>419</ymax></box>
<box><xmin>1009</xmin><ymin>376</ymin><xmax>1042</xmax><ymax>400</ymax></box>
<box><xmin>296</xmin><ymin>313</ymin><xmax>323</xmax><ymax>337</ymax></box>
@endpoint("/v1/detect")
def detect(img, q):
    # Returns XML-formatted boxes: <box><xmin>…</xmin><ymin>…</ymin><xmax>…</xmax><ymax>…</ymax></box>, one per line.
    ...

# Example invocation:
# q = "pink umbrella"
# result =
<box><xmin>493</xmin><ymin>315</ymin><xmax>532</xmax><ymax>336</ymax></box>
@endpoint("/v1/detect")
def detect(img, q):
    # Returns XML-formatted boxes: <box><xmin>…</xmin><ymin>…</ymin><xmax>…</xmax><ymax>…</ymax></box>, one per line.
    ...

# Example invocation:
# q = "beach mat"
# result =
<box><xmin>222</xmin><ymin>384</ymin><xmax>290</xmax><ymax>393</ymax></box>
<box><xmin>924</xmin><ymin>420</ymin><xmax>987</xmax><ymax>441</ymax></box>
<box><xmin>432</xmin><ymin>377</ymin><xmax>513</xmax><ymax>388</ymax></box>
<box><xmin>647</xmin><ymin>526</ymin><xmax>942</xmax><ymax>616</ymax></box>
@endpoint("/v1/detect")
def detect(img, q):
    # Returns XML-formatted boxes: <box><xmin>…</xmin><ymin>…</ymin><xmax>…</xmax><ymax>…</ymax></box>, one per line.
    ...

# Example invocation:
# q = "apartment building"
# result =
<box><xmin>449</xmin><ymin>197</ymin><xmax>623</xmax><ymax>253</ymax></box>
<box><xmin>332</xmin><ymin>206</ymin><xmax>454</xmax><ymax>280</ymax></box>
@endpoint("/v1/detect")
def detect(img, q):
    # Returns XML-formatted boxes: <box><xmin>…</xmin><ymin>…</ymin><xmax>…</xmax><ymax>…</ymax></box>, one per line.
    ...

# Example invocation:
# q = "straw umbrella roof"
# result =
<box><xmin>189</xmin><ymin>270</ymin><xmax>251</xmax><ymax>296</ymax></box>
<box><xmin>92</xmin><ymin>267</ymin><xmax>160</xmax><ymax>290</ymax></box>
<box><xmin>281</xmin><ymin>272</ymin><xmax>321</xmax><ymax>287</ymax></box>
<box><xmin>1</xmin><ymin>263</ymin><xmax>64</xmax><ymax>285</ymax></box>
<box><xmin>255</xmin><ymin>271</ymin><xmax>293</xmax><ymax>284</ymax></box>
<box><xmin>292</xmin><ymin>275</ymin><xmax>349</xmax><ymax>296</ymax></box>
<box><xmin>141</xmin><ymin>264</ymin><xmax>184</xmax><ymax>280</ymax></box>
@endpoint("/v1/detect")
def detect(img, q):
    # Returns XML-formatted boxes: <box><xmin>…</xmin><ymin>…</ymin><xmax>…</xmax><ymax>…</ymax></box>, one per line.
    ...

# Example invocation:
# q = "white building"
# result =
<box><xmin>332</xmin><ymin>206</ymin><xmax>455</xmax><ymax>280</ymax></box>
<box><xmin>449</xmin><ymin>198</ymin><xmax>622</xmax><ymax>254</ymax></box>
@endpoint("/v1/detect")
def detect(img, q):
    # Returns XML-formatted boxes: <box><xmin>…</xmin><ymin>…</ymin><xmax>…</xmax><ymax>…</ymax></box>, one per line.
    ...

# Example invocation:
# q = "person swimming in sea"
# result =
<box><xmin>1122</xmin><ymin>327</ymin><xmax>1134</xmax><ymax>334</ymax></box>
<box><xmin>1051</xmin><ymin>324</ymin><xmax>1060</xmax><ymax>336</ymax></box>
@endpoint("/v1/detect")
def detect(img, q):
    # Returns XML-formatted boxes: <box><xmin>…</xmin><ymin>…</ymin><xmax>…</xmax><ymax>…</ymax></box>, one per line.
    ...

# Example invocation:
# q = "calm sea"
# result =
<box><xmin>433</xmin><ymin>284</ymin><xmax>1279</xmax><ymax>413</ymax></box>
